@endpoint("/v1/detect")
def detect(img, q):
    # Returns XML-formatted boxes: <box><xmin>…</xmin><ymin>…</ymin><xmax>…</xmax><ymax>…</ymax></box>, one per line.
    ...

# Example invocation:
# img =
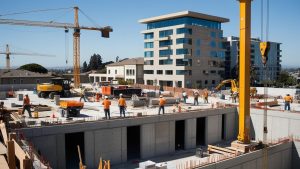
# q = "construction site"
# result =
<box><xmin>0</xmin><ymin>0</ymin><xmax>300</xmax><ymax>169</ymax></box>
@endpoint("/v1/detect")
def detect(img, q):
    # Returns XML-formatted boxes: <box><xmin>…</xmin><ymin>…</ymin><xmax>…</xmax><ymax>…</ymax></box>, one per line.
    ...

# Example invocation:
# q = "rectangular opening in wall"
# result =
<box><xmin>175</xmin><ymin>120</ymin><xmax>185</xmax><ymax>150</ymax></box>
<box><xmin>127</xmin><ymin>125</ymin><xmax>140</xmax><ymax>160</ymax></box>
<box><xmin>196</xmin><ymin>117</ymin><xmax>206</xmax><ymax>146</ymax></box>
<box><xmin>222</xmin><ymin>114</ymin><xmax>226</xmax><ymax>140</ymax></box>
<box><xmin>65</xmin><ymin>132</ymin><xmax>85</xmax><ymax>169</ymax></box>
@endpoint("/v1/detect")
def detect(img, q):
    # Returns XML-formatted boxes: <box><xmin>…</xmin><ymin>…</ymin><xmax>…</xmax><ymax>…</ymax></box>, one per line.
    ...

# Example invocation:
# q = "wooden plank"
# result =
<box><xmin>0</xmin><ymin>155</ymin><xmax>9</xmax><ymax>169</ymax></box>
<box><xmin>208</xmin><ymin>145</ymin><xmax>236</xmax><ymax>154</ymax></box>
<box><xmin>7</xmin><ymin>140</ymin><xmax>16</xmax><ymax>169</ymax></box>
<box><xmin>13</xmin><ymin>139</ymin><xmax>27</xmax><ymax>169</ymax></box>
<box><xmin>0</xmin><ymin>142</ymin><xmax>6</xmax><ymax>155</ymax></box>
<box><xmin>0</xmin><ymin>123</ymin><xmax>8</xmax><ymax>144</ymax></box>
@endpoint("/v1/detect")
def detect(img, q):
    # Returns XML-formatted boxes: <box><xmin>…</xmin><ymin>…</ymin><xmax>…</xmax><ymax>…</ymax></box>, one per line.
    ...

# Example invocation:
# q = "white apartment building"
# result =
<box><xmin>224</xmin><ymin>36</ymin><xmax>282</xmax><ymax>85</ymax></box>
<box><xmin>139</xmin><ymin>11</ymin><xmax>229</xmax><ymax>88</ymax></box>
<box><xmin>89</xmin><ymin>57</ymin><xmax>144</xmax><ymax>84</ymax></box>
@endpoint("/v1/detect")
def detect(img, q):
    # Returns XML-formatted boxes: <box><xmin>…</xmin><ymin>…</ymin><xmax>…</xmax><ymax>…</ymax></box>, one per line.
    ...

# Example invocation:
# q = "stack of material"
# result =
<box><xmin>151</xmin><ymin>98</ymin><xmax>177</xmax><ymax>106</ymax></box>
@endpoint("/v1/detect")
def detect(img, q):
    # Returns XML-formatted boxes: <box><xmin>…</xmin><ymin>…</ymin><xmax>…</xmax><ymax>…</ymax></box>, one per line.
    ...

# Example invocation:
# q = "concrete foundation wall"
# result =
<box><xmin>249</xmin><ymin>108</ymin><xmax>300</xmax><ymax>169</ymax></box>
<box><xmin>200</xmin><ymin>141</ymin><xmax>292</xmax><ymax>169</ymax></box>
<box><xmin>21</xmin><ymin>107</ymin><xmax>238</xmax><ymax>169</ymax></box>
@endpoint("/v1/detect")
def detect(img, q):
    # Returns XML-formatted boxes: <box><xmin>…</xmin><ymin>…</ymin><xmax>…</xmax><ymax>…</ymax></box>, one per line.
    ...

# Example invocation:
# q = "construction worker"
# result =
<box><xmin>203</xmin><ymin>89</ymin><xmax>209</xmax><ymax>104</ymax></box>
<box><xmin>118</xmin><ymin>94</ymin><xmax>126</xmax><ymax>117</ymax></box>
<box><xmin>22</xmin><ymin>94</ymin><xmax>32</xmax><ymax>118</ymax></box>
<box><xmin>194</xmin><ymin>90</ymin><xmax>199</xmax><ymax>105</ymax></box>
<box><xmin>102</xmin><ymin>96</ymin><xmax>111</xmax><ymax>119</ymax></box>
<box><xmin>158</xmin><ymin>95</ymin><xmax>166</xmax><ymax>115</ymax></box>
<box><xmin>284</xmin><ymin>94</ymin><xmax>293</xmax><ymax>111</ymax></box>
<box><xmin>79</xmin><ymin>87</ymin><xmax>87</xmax><ymax>102</ymax></box>
<box><xmin>182</xmin><ymin>91</ymin><xmax>187</xmax><ymax>103</ymax></box>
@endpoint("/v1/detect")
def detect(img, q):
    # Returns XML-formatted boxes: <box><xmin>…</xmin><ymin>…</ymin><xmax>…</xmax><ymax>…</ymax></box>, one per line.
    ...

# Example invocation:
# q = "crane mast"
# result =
<box><xmin>237</xmin><ymin>0</ymin><xmax>251</xmax><ymax>144</ymax></box>
<box><xmin>73</xmin><ymin>7</ymin><xmax>80</xmax><ymax>88</ymax></box>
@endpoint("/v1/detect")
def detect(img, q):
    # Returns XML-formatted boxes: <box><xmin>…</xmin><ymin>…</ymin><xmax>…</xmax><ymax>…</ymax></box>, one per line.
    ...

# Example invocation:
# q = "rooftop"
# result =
<box><xmin>139</xmin><ymin>11</ymin><xmax>229</xmax><ymax>24</ymax></box>
<box><xmin>106</xmin><ymin>57</ymin><xmax>144</xmax><ymax>67</ymax></box>
<box><xmin>0</xmin><ymin>69</ymin><xmax>53</xmax><ymax>78</ymax></box>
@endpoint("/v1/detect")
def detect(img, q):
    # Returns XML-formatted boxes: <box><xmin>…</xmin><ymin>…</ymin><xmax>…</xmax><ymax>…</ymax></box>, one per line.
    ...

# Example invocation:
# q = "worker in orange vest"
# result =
<box><xmin>203</xmin><ymin>90</ymin><xmax>209</xmax><ymax>104</ymax></box>
<box><xmin>283</xmin><ymin>94</ymin><xmax>293</xmax><ymax>111</ymax></box>
<box><xmin>118</xmin><ymin>94</ymin><xmax>127</xmax><ymax>117</ymax></box>
<box><xmin>22</xmin><ymin>94</ymin><xmax>32</xmax><ymax>118</ymax></box>
<box><xmin>102</xmin><ymin>96</ymin><xmax>111</xmax><ymax>119</ymax></box>
<box><xmin>158</xmin><ymin>95</ymin><xmax>166</xmax><ymax>115</ymax></box>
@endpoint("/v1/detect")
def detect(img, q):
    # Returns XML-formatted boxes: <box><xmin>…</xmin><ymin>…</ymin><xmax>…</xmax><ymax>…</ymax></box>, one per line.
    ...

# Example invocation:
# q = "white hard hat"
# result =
<box><xmin>160</xmin><ymin>95</ymin><xmax>163</xmax><ymax>98</ymax></box>
<box><xmin>119</xmin><ymin>93</ymin><xmax>123</xmax><ymax>96</ymax></box>
<box><xmin>105</xmin><ymin>96</ymin><xmax>108</xmax><ymax>99</ymax></box>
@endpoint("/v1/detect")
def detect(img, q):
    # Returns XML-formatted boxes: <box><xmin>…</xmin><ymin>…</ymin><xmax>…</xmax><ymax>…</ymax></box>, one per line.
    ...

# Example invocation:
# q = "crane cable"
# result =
<box><xmin>261</xmin><ymin>0</ymin><xmax>270</xmax><ymax>169</ymax></box>
<box><xmin>0</xmin><ymin>7</ymin><xmax>73</xmax><ymax>17</ymax></box>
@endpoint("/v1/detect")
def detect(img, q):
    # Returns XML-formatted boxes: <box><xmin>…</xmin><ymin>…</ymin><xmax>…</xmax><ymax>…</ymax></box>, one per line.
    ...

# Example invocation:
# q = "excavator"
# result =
<box><xmin>215</xmin><ymin>79</ymin><xmax>257</xmax><ymax>97</ymax></box>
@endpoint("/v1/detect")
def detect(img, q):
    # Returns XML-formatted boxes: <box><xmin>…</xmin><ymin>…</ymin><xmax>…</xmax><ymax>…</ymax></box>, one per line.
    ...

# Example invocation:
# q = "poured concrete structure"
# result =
<box><xmin>20</xmin><ymin>107</ymin><xmax>237</xmax><ymax>169</ymax></box>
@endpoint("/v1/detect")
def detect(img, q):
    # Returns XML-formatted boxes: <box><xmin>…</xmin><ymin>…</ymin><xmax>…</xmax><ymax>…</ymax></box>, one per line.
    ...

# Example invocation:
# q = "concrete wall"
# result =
<box><xmin>21</xmin><ymin>107</ymin><xmax>237</xmax><ymax>169</ymax></box>
<box><xmin>249</xmin><ymin>108</ymin><xmax>300</xmax><ymax>169</ymax></box>
<box><xmin>199</xmin><ymin>141</ymin><xmax>292</xmax><ymax>169</ymax></box>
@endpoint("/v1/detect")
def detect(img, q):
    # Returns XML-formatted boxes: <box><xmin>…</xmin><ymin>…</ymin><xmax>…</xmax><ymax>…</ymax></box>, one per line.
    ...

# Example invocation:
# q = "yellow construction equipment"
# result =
<box><xmin>215</xmin><ymin>79</ymin><xmax>257</xmax><ymax>97</ymax></box>
<box><xmin>37</xmin><ymin>77</ymin><xmax>72</xmax><ymax>99</ymax></box>
<box><xmin>0</xmin><ymin>7</ymin><xmax>112</xmax><ymax>88</ymax></box>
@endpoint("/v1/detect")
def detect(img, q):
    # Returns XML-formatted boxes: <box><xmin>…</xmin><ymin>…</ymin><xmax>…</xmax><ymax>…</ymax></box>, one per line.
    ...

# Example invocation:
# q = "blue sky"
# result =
<box><xmin>0</xmin><ymin>0</ymin><xmax>299</xmax><ymax>68</ymax></box>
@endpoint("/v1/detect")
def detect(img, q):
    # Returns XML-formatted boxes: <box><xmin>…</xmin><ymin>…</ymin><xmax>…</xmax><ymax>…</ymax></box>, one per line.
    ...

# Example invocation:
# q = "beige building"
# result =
<box><xmin>139</xmin><ymin>11</ymin><xmax>229</xmax><ymax>88</ymax></box>
<box><xmin>89</xmin><ymin>58</ymin><xmax>144</xmax><ymax>84</ymax></box>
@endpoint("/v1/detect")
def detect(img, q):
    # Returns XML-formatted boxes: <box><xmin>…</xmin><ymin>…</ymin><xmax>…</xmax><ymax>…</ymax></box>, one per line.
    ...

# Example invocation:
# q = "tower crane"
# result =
<box><xmin>0</xmin><ymin>6</ymin><xmax>113</xmax><ymax>88</ymax></box>
<box><xmin>0</xmin><ymin>44</ymin><xmax>55</xmax><ymax>69</ymax></box>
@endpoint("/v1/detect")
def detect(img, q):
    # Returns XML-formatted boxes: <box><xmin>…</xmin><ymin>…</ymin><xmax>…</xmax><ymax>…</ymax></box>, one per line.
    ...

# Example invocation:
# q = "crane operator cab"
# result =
<box><xmin>37</xmin><ymin>77</ymin><xmax>72</xmax><ymax>99</ymax></box>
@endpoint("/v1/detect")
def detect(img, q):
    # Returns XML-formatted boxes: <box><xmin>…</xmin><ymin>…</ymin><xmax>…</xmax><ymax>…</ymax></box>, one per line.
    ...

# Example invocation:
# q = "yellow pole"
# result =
<box><xmin>237</xmin><ymin>0</ymin><xmax>251</xmax><ymax>144</ymax></box>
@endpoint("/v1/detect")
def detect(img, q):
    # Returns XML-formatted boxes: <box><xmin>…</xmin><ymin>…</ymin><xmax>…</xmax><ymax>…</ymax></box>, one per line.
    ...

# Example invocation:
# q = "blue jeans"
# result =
<box><xmin>120</xmin><ymin>106</ymin><xmax>125</xmax><ymax>117</ymax></box>
<box><xmin>158</xmin><ymin>106</ymin><xmax>165</xmax><ymax>115</ymax></box>
<box><xmin>284</xmin><ymin>102</ymin><xmax>290</xmax><ymax>111</ymax></box>
<box><xmin>194</xmin><ymin>98</ymin><xmax>199</xmax><ymax>105</ymax></box>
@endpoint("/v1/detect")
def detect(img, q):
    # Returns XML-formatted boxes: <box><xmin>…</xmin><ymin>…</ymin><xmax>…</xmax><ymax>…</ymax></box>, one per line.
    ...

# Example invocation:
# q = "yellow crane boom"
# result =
<box><xmin>0</xmin><ymin>6</ymin><xmax>113</xmax><ymax>88</ymax></box>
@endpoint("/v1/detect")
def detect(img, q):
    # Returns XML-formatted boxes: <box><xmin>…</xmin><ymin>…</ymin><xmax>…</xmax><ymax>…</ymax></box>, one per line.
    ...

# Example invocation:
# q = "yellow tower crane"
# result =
<box><xmin>0</xmin><ymin>6</ymin><xmax>113</xmax><ymax>88</ymax></box>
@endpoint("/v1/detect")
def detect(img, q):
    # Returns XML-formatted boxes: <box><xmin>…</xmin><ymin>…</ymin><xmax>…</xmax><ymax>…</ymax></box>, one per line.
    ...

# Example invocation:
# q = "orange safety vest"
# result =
<box><xmin>102</xmin><ymin>99</ymin><xmax>111</xmax><ymax>109</ymax></box>
<box><xmin>284</xmin><ymin>96</ymin><xmax>293</xmax><ymax>103</ymax></box>
<box><xmin>118</xmin><ymin>98</ymin><xmax>126</xmax><ymax>106</ymax></box>
<box><xmin>159</xmin><ymin>98</ymin><xmax>166</xmax><ymax>106</ymax></box>
<box><xmin>204</xmin><ymin>91</ymin><xmax>208</xmax><ymax>98</ymax></box>
<box><xmin>23</xmin><ymin>97</ymin><xmax>30</xmax><ymax>105</ymax></box>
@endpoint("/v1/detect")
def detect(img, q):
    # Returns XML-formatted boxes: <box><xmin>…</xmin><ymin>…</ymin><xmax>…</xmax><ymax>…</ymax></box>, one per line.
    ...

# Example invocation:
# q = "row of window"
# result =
<box><xmin>144</xmin><ymin>27</ymin><xmax>193</xmax><ymax>40</ymax></box>
<box><xmin>144</xmin><ymin>69</ymin><xmax>192</xmax><ymax>75</ymax></box>
<box><xmin>126</xmin><ymin>69</ymin><xmax>135</xmax><ymax>76</ymax></box>
<box><xmin>145</xmin><ymin>39</ymin><xmax>223</xmax><ymax>49</ymax></box>
<box><xmin>145</xmin><ymin>50</ymin><xmax>225</xmax><ymax>58</ymax></box>
<box><xmin>144</xmin><ymin>59</ymin><xmax>192</xmax><ymax>66</ymax></box>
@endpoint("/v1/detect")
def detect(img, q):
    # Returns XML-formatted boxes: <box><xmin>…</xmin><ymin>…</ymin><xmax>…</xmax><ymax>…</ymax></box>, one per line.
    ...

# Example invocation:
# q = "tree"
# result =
<box><xmin>18</xmin><ymin>63</ymin><xmax>48</xmax><ymax>73</ymax></box>
<box><xmin>82</xmin><ymin>61</ymin><xmax>88</xmax><ymax>72</ymax></box>
<box><xmin>88</xmin><ymin>53</ymin><xmax>102</xmax><ymax>70</ymax></box>
<box><xmin>274</xmin><ymin>71</ymin><xmax>297</xmax><ymax>87</ymax></box>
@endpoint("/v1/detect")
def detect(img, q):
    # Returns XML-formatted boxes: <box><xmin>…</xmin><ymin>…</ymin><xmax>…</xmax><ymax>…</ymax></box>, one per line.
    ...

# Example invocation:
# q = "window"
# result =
<box><xmin>165</xmin><ymin>70</ymin><xmax>173</xmax><ymax>75</ymax></box>
<box><xmin>176</xmin><ymin>48</ymin><xmax>189</xmax><ymax>55</ymax></box>
<box><xmin>196</xmin><ymin>39</ymin><xmax>201</xmax><ymax>46</ymax></box>
<box><xmin>176</xmin><ymin>59</ymin><xmax>192</xmax><ymax>66</ymax></box>
<box><xmin>159</xmin><ymin>49</ymin><xmax>173</xmax><ymax>57</ymax></box>
<box><xmin>210</xmin><ymin>70</ymin><xmax>216</xmax><ymax>74</ymax></box>
<box><xmin>144</xmin><ymin>60</ymin><xmax>154</xmax><ymax>65</ymax></box>
<box><xmin>176</xmin><ymin>70</ymin><xmax>192</xmax><ymax>75</ymax></box>
<box><xmin>212</xmin><ymin>80</ymin><xmax>215</xmax><ymax>85</ymax></box>
<box><xmin>210</xmin><ymin>51</ymin><xmax>217</xmax><ymax>57</ymax></box>
<box><xmin>176</xmin><ymin>38</ymin><xmax>192</xmax><ymax>45</ymax></box>
<box><xmin>36</xmin><ymin>79</ymin><xmax>40</xmax><ymax>83</ymax></box>
<box><xmin>159</xmin><ymin>40</ymin><xmax>173</xmax><ymax>47</ymax></box>
<box><xmin>210</xmin><ymin>32</ymin><xmax>216</xmax><ymax>38</ymax></box>
<box><xmin>159</xmin><ymin>29</ymin><xmax>173</xmax><ymax>38</ymax></box>
<box><xmin>176</xmin><ymin>28</ymin><xmax>192</xmax><ymax>35</ymax></box>
<box><xmin>144</xmin><ymin>42</ymin><xmax>153</xmax><ymax>48</ymax></box>
<box><xmin>133</xmin><ymin>70</ymin><xmax>135</xmax><ymax>75</ymax></box>
<box><xmin>177</xmin><ymin>81</ymin><xmax>182</xmax><ymax>87</ymax></box>
<box><xmin>210</xmin><ymin>41</ymin><xmax>216</xmax><ymax>48</ymax></box>
<box><xmin>159</xmin><ymin>59</ymin><xmax>173</xmax><ymax>65</ymax></box>
<box><xmin>196</xmin><ymin>49</ymin><xmax>201</xmax><ymax>56</ymax></box>
<box><xmin>115</xmin><ymin>70</ymin><xmax>117</xmax><ymax>74</ymax></box>
<box><xmin>219</xmin><ymin>32</ymin><xmax>223</xmax><ymax>38</ymax></box>
<box><xmin>157</xmin><ymin>70</ymin><xmax>163</xmax><ymax>74</ymax></box>
<box><xmin>144</xmin><ymin>70</ymin><xmax>154</xmax><ymax>74</ymax></box>
<box><xmin>20</xmin><ymin>79</ymin><xmax>23</xmax><ymax>84</ymax></box>
<box><xmin>147</xmin><ymin>80</ymin><xmax>153</xmax><ymax>85</ymax></box>
<box><xmin>144</xmin><ymin>51</ymin><xmax>154</xmax><ymax>57</ymax></box>
<box><xmin>205</xmin><ymin>80</ymin><xmax>208</xmax><ymax>84</ymax></box>
<box><xmin>108</xmin><ymin>70</ymin><xmax>110</xmax><ymax>74</ymax></box>
<box><xmin>219</xmin><ymin>42</ymin><xmax>223</xmax><ymax>49</ymax></box>
<box><xmin>146</xmin><ymin>17</ymin><xmax>221</xmax><ymax>30</ymax></box>
<box><xmin>126</xmin><ymin>69</ymin><xmax>129</xmax><ymax>75</ymax></box>
<box><xmin>144</xmin><ymin>33</ymin><xmax>153</xmax><ymax>39</ymax></box>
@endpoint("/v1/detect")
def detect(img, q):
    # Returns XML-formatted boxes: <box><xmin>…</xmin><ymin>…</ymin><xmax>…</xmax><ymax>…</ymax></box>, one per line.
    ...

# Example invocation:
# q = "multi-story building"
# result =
<box><xmin>139</xmin><ymin>11</ymin><xmax>229</xmax><ymax>88</ymax></box>
<box><xmin>224</xmin><ymin>36</ymin><xmax>282</xmax><ymax>85</ymax></box>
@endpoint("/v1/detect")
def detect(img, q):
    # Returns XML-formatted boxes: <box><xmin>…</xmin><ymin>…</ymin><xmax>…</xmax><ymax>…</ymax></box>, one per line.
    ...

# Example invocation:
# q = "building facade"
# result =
<box><xmin>140</xmin><ymin>11</ymin><xmax>229</xmax><ymax>88</ymax></box>
<box><xmin>224</xmin><ymin>36</ymin><xmax>282</xmax><ymax>85</ymax></box>
<box><xmin>89</xmin><ymin>57</ymin><xmax>144</xmax><ymax>84</ymax></box>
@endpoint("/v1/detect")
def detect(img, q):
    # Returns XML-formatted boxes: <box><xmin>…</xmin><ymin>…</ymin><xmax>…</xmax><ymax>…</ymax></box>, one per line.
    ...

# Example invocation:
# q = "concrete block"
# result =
<box><xmin>281</xmin><ymin>149</ymin><xmax>292</xmax><ymax>169</ymax></box>
<box><xmin>225</xmin><ymin>112</ymin><xmax>236</xmax><ymax>140</ymax></box>
<box><xmin>155</xmin><ymin>122</ymin><xmax>170</xmax><ymax>156</ymax></box>
<box><xmin>185</xmin><ymin>119</ymin><xmax>196</xmax><ymax>149</ymax></box>
<box><xmin>206</xmin><ymin>115</ymin><xmax>222</xmax><ymax>144</ymax></box>
<box><xmin>133</xmin><ymin>100</ymin><xmax>145</xmax><ymax>107</ymax></box>
<box><xmin>0</xmin><ymin>92</ymin><xmax>6</xmax><ymax>99</ymax></box>
<box><xmin>56</xmin><ymin>134</ymin><xmax>66</xmax><ymax>169</ymax></box>
<box><xmin>242</xmin><ymin>160</ymin><xmax>257</xmax><ymax>169</ymax></box>
<box><xmin>268</xmin><ymin>152</ymin><xmax>282</xmax><ymax>169</ymax></box>
<box><xmin>84</xmin><ymin>131</ymin><xmax>95</xmax><ymax>168</ymax></box>
<box><xmin>169</xmin><ymin>121</ymin><xmax>175</xmax><ymax>154</ymax></box>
